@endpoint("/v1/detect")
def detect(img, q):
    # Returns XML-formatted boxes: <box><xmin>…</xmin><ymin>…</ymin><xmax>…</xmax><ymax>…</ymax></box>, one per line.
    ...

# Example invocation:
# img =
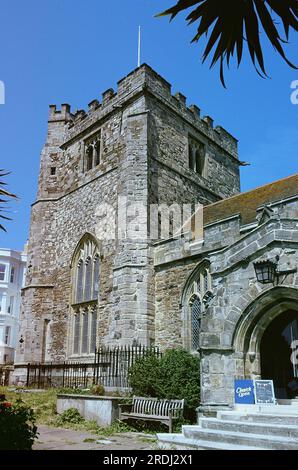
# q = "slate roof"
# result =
<box><xmin>203</xmin><ymin>173</ymin><xmax>298</xmax><ymax>226</ymax></box>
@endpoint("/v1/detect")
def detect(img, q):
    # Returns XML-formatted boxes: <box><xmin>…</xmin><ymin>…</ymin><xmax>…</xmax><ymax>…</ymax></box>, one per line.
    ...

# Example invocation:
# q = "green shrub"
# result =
<box><xmin>0</xmin><ymin>397</ymin><xmax>38</xmax><ymax>450</ymax></box>
<box><xmin>56</xmin><ymin>408</ymin><xmax>84</xmax><ymax>425</ymax></box>
<box><xmin>129</xmin><ymin>349</ymin><xmax>200</xmax><ymax>422</ymax></box>
<box><xmin>90</xmin><ymin>384</ymin><xmax>105</xmax><ymax>396</ymax></box>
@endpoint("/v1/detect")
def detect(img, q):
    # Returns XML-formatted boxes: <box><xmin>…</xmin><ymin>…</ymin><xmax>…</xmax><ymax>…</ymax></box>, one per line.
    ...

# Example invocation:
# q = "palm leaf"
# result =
<box><xmin>0</xmin><ymin>170</ymin><xmax>17</xmax><ymax>231</ymax></box>
<box><xmin>157</xmin><ymin>0</ymin><xmax>298</xmax><ymax>86</ymax></box>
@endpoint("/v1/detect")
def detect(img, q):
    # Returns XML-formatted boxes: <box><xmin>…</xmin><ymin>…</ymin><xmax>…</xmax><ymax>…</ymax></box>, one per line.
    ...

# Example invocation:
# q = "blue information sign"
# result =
<box><xmin>234</xmin><ymin>380</ymin><xmax>255</xmax><ymax>404</ymax></box>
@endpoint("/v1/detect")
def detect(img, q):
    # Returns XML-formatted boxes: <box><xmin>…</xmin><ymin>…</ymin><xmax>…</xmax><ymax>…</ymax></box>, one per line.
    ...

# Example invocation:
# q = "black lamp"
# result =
<box><xmin>253</xmin><ymin>260</ymin><xmax>277</xmax><ymax>284</ymax></box>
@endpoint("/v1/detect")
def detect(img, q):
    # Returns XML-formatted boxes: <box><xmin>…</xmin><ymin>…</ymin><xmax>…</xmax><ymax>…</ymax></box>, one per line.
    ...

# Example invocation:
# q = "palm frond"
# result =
<box><xmin>0</xmin><ymin>169</ymin><xmax>17</xmax><ymax>231</ymax></box>
<box><xmin>158</xmin><ymin>0</ymin><xmax>298</xmax><ymax>86</ymax></box>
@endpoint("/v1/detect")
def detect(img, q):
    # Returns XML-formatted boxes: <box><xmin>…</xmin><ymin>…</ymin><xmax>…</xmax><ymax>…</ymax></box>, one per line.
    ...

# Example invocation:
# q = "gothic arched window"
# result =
<box><xmin>183</xmin><ymin>262</ymin><xmax>213</xmax><ymax>352</ymax></box>
<box><xmin>86</xmin><ymin>146</ymin><xmax>93</xmax><ymax>171</ymax></box>
<box><xmin>191</xmin><ymin>297</ymin><xmax>202</xmax><ymax>351</ymax></box>
<box><xmin>71</xmin><ymin>235</ymin><xmax>100</xmax><ymax>356</ymax></box>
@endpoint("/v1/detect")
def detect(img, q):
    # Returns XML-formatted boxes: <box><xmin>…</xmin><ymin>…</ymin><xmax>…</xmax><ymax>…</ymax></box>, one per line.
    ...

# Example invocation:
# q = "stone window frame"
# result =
<box><xmin>83</xmin><ymin>130</ymin><xmax>102</xmax><ymax>172</ymax></box>
<box><xmin>69</xmin><ymin>234</ymin><xmax>101</xmax><ymax>358</ymax></box>
<box><xmin>182</xmin><ymin>261</ymin><xmax>213</xmax><ymax>352</ymax></box>
<box><xmin>188</xmin><ymin>135</ymin><xmax>206</xmax><ymax>177</ymax></box>
<box><xmin>72</xmin><ymin>239</ymin><xmax>100</xmax><ymax>305</ymax></box>
<box><xmin>71</xmin><ymin>305</ymin><xmax>98</xmax><ymax>357</ymax></box>
<box><xmin>0</xmin><ymin>263</ymin><xmax>6</xmax><ymax>282</ymax></box>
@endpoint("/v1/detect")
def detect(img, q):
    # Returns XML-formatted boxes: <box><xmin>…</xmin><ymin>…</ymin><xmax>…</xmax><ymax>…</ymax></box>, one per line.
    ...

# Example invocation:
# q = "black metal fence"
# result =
<box><xmin>26</xmin><ymin>345</ymin><xmax>162</xmax><ymax>389</ymax></box>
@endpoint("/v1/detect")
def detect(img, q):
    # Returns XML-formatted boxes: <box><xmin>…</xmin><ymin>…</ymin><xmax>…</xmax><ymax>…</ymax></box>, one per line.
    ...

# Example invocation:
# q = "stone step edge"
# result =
<box><xmin>182</xmin><ymin>426</ymin><xmax>298</xmax><ymax>444</ymax></box>
<box><xmin>217</xmin><ymin>411</ymin><xmax>298</xmax><ymax>420</ymax></box>
<box><xmin>156</xmin><ymin>434</ymin><xmax>268</xmax><ymax>451</ymax></box>
<box><xmin>200</xmin><ymin>417</ymin><xmax>298</xmax><ymax>431</ymax></box>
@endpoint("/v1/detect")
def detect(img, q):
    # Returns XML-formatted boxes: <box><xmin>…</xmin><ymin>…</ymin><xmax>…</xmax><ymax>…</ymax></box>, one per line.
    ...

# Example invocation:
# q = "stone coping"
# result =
<box><xmin>57</xmin><ymin>394</ymin><xmax>128</xmax><ymax>401</ymax></box>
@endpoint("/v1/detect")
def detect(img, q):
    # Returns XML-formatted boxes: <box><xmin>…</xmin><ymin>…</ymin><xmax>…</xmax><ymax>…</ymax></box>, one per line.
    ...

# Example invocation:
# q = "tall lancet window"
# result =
<box><xmin>76</xmin><ymin>261</ymin><xmax>84</xmax><ymax>304</ymax></box>
<box><xmin>191</xmin><ymin>297</ymin><xmax>202</xmax><ymax>351</ymax></box>
<box><xmin>93</xmin><ymin>255</ymin><xmax>100</xmax><ymax>300</ymax></box>
<box><xmin>183</xmin><ymin>262</ymin><xmax>213</xmax><ymax>352</ymax></box>
<box><xmin>85</xmin><ymin>257</ymin><xmax>92</xmax><ymax>302</ymax></box>
<box><xmin>70</xmin><ymin>234</ymin><xmax>100</xmax><ymax>356</ymax></box>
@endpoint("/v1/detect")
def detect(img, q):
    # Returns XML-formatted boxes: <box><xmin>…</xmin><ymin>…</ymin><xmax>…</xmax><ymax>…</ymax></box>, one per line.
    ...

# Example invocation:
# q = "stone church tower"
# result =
<box><xmin>15</xmin><ymin>64</ymin><xmax>240</xmax><ymax>370</ymax></box>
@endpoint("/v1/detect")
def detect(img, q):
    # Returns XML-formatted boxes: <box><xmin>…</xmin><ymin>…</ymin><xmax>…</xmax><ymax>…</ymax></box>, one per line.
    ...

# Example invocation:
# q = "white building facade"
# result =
<box><xmin>0</xmin><ymin>248</ymin><xmax>27</xmax><ymax>364</ymax></box>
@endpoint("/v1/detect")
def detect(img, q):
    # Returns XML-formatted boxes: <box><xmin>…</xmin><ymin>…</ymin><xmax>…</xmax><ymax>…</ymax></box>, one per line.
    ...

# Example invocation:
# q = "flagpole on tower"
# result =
<box><xmin>138</xmin><ymin>26</ymin><xmax>141</xmax><ymax>67</ymax></box>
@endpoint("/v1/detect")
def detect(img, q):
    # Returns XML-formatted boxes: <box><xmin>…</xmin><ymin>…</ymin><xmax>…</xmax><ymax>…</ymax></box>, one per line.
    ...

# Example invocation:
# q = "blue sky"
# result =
<box><xmin>0</xmin><ymin>0</ymin><xmax>297</xmax><ymax>250</ymax></box>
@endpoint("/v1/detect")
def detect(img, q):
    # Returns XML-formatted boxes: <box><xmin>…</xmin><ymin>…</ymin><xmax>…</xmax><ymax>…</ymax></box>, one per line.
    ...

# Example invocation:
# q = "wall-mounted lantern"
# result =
<box><xmin>254</xmin><ymin>258</ymin><xmax>297</xmax><ymax>285</ymax></box>
<box><xmin>253</xmin><ymin>260</ymin><xmax>277</xmax><ymax>284</ymax></box>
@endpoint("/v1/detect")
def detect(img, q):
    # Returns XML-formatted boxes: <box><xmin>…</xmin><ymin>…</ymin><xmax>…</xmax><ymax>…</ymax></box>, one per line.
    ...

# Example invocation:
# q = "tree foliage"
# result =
<box><xmin>0</xmin><ymin>170</ymin><xmax>17</xmax><ymax>231</ymax></box>
<box><xmin>158</xmin><ymin>0</ymin><xmax>298</xmax><ymax>86</ymax></box>
<box><xmin>129</xmin><ymin>348</ymin><xmax>200</xmax><ymax>422</ymax></box>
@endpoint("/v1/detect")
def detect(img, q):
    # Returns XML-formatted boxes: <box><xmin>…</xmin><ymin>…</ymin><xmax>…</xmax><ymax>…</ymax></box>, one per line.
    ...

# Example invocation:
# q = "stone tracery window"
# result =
<box><xmin>184</xmin><ymin>263</ymin><xmax>212</xmax><ymax>352</ymax></box>
<box><xmin>84</xmin><ymin>131</ymin><xmax>101</xmax><ymax>172</ymax></box>
<box><xmin>188</xmin><ymin>137</ymin><xmax>206</xmax><ymax>176</ymax></box>
<box><xmin>71</xmin><ymin>235</ymin><xmax>100</xmax><ymax>356</ymax></box>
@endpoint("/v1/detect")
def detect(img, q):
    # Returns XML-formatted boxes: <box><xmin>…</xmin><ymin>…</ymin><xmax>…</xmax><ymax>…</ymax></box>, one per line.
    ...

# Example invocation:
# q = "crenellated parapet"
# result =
<box><xmin>47</xmin><ymin>64</ymin><xmax>238</xmax><ymax>160</ymax></box>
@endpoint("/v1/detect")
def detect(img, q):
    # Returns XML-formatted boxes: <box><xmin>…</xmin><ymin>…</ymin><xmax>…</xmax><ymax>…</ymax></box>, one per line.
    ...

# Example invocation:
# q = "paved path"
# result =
<box><xmin>33</xmin><ymin>425</ymin><xmax>156</xmax><ymax>450</ymax></box>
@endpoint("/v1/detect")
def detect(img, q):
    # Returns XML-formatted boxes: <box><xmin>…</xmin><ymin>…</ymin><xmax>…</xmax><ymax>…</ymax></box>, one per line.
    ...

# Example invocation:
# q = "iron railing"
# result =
<box><xmin>26</xmin><ymin>345</ymin><xmax>162</xmax><ymax>389</ymax></box>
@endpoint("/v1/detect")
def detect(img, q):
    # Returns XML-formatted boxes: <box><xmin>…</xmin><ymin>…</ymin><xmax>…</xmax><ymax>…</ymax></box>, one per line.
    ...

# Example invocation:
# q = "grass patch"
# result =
<box><xmin>0</xmin><ymin>386</ymin><xmax>57</xmax><ymax>426</ymax></box>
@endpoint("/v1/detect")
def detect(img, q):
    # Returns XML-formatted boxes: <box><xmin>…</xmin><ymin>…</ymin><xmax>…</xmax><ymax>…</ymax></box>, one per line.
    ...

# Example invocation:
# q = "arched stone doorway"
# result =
<box><xmin>261</xmin><ymin>310</ymin><xmax>298</xmax><ymax>398</ymax></box>
<box><xmin>233</xmin><ymin>287</ymin><xmax>298</xmax><ymax>399</ymax></box>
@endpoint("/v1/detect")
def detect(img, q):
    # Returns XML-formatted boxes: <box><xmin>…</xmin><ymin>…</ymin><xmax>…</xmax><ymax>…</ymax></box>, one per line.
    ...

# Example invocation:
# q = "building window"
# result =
<box><xmin>94</xmin><ymin>140</ymin><xmax>101</xmax><ymax>166</ymax></box>
<box><xmin>71</xmin><ymin>234</ymin><xmax>100</xmax><ymax>356</ymax></box>
<box><xmin>93</xmin><ymin>256</ymin><xmax>100</xmax><ymax>300</ymax></box>
<box><xmin>185</xmin><ymin>263</ymin><xmax>213</xmax><ymax>352</ymax></box>
<box><xmin>7</xmin><ymin>296</ymin><xmax>14</xmax><ymax>314</ymax></box>
<box><xmin>10</xmin><ymin>266</ymin><xmax>15</xmax><ymax>283</ymax></box>
<box><xmin>90</xmin><ymin>309</ymin><xmax>97</xmax><ymax>352</ymax></box>
<box><xmin>72</xmin><ymin>308</ymin><xmax>97</xmax><ymax>355</ymax></box>
<box><xmin>4</xmin><ymin>326</ymin><xmax>10</xmax><ymax>345</ymax></box>
<box><xmin>84</xmin><ymin>258</ymin><xmax>92</xmax><ymax>302</ymax></box>
<box><xmin>0</xmin><ymin>264</ymin><xmax>6</xmax><ymax>281</ymax></box>
<box><xmin>191</xmin><ymin>297</ymin><xmax>201</xmax><ymax>351</ymax></box>
<box><xmin>86</xmin><ymin>146</ymin><xmax>93</xmax><ymax>171</ymax></box>
<box><xmin>73</xmin><ymin>313</ymin><xmax>80</xmax><ymax>355</ymax></box>
<box><xmin>188</xmin><ymin>137</ymin><xmax>206</xmax><ymax>176</ymax></box>
<box><xmin>84</xmin><ymin>131</ymin><xmax>101</xmax><ymax>172</ymax></box>
<box><xmin>73</xmin><ymin>238</ymin><xmax>100</xmax><ymax>305</ymax></box>
<box><xmin>76</xmin><ymin>261</ymin><xmax>84</xmax><ymax>303</ymax></box>
<box><xmin>0</xmin><ymin>292</ymin><xmax>2</xmax><ymax>311</ymax></box>
<box><xmin>50</xmin><ymin>167</ymin><xmax>56</xmax><ymax>176</ymax></box>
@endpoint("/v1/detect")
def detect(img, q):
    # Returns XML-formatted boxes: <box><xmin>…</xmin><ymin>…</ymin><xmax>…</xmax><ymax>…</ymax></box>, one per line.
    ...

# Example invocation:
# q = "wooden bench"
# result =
<box><xmin>119</xmin><ymin>396</ymin><xmax>184</xmax><ymax>433</ymax></box>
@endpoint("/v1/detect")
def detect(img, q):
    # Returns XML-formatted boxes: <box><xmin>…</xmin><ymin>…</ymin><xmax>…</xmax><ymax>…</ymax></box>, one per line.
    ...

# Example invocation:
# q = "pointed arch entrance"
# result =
<box><xmin>261</xmin><ymin>311</ymin><xmax>298</xmax><ymax>398</ymax></box>
<box><xmin>233</xmin><ymin>287</ymin><xmax>298</xmax><ymax>399</ymax></box>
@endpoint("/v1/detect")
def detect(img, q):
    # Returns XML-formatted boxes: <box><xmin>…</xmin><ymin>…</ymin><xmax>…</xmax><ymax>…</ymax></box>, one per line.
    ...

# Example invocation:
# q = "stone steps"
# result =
<box><xmin>218</xmin><ymin>411</ymin><xmax>298</xmax><ymax>425</ymax></box>
<box><xmin>199</xmin><ymin>417</ymin><xmax>298</xmax><ymax>439</ymax></box>
<box><xmin>182</xmin><ymin>426</ymin><xmax>298</xmax><ymax>450</ymax></box>
<box><xmin>157</xmin><ymin>433</ymin><xmax>267</xmax><ymax>451</ymax></box>
<box><xmin>157</xmin><ymin>408</ymin><xmax>298</xmax><ymax>450</ymax></box>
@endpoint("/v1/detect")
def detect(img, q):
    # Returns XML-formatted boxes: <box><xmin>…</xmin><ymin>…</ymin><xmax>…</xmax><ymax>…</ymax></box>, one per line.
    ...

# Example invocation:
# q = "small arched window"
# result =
<box><xmin>94</xmin><ymin>141</ymin><xmax>101</xmax><ymax>166</ymax></box>
<box><xmin>195</xmin><ymin>148</ymin><xmax>205</xmax><ymax>175</ymax></box>
<box><xmin>86</xmin><ymin>146</ymin><xmax>93</xmax><ymax>171</ymax></box>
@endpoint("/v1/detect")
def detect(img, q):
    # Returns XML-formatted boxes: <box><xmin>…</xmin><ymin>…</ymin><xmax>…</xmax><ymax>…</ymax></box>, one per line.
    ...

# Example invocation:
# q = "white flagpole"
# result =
<box><xmin>138</xmin><ymin>26</ymin><xmax>141</xmax><ymax>67</ymax></box>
